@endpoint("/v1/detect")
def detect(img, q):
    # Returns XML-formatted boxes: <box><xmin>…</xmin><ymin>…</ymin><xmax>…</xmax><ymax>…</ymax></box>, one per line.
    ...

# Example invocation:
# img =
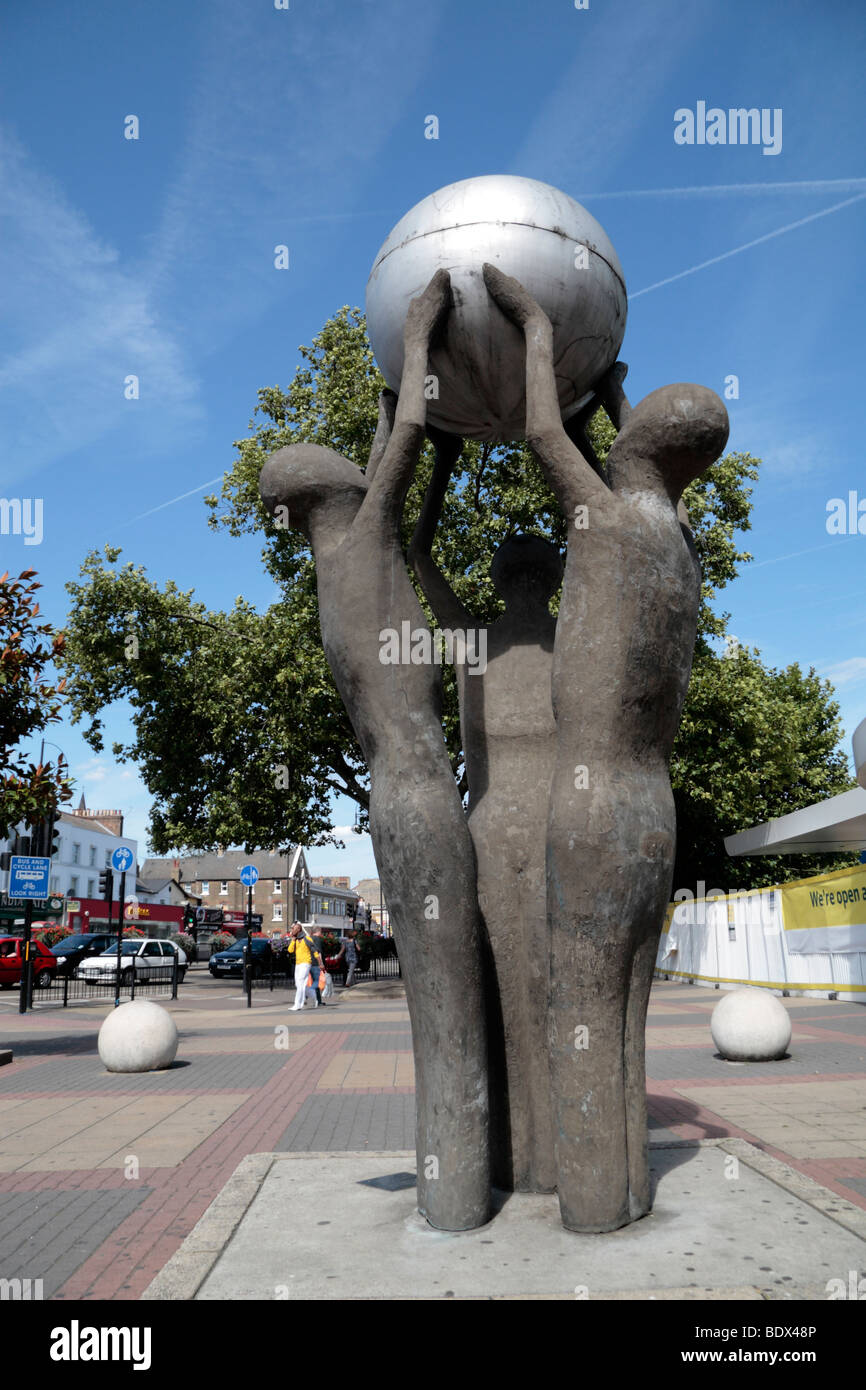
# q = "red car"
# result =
<box><xmin>0</xmin><ymin>937</ymin><xmax>58</xmax><ymax>990</ymax></box>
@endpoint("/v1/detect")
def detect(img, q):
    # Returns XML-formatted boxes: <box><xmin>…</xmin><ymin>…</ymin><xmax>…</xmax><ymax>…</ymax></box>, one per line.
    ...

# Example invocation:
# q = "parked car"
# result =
<box><xmin>208</xmin><ymin>937</ymin><xmax>279</xmax><ymax>980</ymax></box>
<box><xmin>50</xmin><ymin>933</ymin><xmax>118</xmax><ymax>978</ymax></box>
<box><xmin>76</xmin><ymin>939</ymin><xmax>186</xmax><ymax>985</ymax></box>
<box><xmin>0</xmin><ymin>937</ymin><xmax>58</xmax><ymax>990</ymax></box>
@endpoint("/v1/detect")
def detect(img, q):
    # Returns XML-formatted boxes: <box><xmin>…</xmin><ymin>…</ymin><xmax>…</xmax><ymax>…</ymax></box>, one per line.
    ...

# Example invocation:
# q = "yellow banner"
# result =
<box><xmin>781</xmin><ymin>863</ymin><xmax>866</xmax><ymax>953</ymax></box>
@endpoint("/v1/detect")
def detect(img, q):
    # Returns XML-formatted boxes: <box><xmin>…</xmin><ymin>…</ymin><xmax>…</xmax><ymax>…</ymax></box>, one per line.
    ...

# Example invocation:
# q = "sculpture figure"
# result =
<box><xmin>258</xmin><ymin>181</ymin><xmax>730</xmax><ymax>1234</ymax></box>
<box><xmin>482</xmin><ymin>263</ymin><xmax>729</xmax><ymax>1231</ymax></box>
<box><xmin>259</xmin><ymin>270</ymin><xmax>491</xmax><ymax>1232</ymax></box>
<box><xmin>410</xmin><ymin>439</ymin><xmax>561</xmax><ymax>1192</ymax></box>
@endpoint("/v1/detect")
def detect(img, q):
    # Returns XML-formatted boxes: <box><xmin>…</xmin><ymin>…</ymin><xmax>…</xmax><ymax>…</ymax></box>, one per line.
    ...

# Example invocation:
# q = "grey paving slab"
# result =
<box><xmin>837</xmin><ymin>1175</ymin><xmax>866</xmax><ymax>1200</ymax></box>
<box><xmin>802</xmin><ymin>1014</ymin><xmax>866</xmax><ymax>1037</ymax></box>
<box><xmin>0</xmin><ymin>1051</ymin><xmax>289</xmax><ymax>1093</ymax></box>
<box><xmin>343</xmin><ymin>1032</ymin><xmax>414</xmax><ymax>1051</ymax></box>
<box><xmin>777</xmin><ymin>1007</ymin><xmax>866</xmax><ymax>1025</ymax></box>
<box><xmin>646</xmin><ymin>1012</ymin><xmax>720</xmax><ymax>1027</ymax></box>
<box><xmin>0</xmin><ymin>1033</ymin><xmax>99</xmax><ymax>1057</ymax></box>
<box><xmin>0</xmin><ymin>1186</ymin><xmax>150</xmax><ymax>1298</ymax></box>
<box><xmin>190</xmin><ymin>1146</ymin><xmax>866</xmax><ymax>1300</ymax></box>
<box><xmin>274</xmin><ymin>1092</ymin><xmax>416</xmax><ymax>1152</ymax></box>
<box><xmin>645</xmin><ymin>1042</ymin><xmax>866</xmax><ymax>1082</ymax></box>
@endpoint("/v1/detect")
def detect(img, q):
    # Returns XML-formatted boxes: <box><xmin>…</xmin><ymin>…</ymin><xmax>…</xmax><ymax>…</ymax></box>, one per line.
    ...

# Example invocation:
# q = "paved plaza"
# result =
<box><xmin>0</xmin><ymin>975</ymin><xmax>864</xmax><ymax>1299</ymax></box>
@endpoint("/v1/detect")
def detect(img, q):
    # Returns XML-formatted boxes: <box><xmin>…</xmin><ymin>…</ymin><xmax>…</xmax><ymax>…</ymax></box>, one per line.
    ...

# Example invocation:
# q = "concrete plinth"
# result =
<box><xmin>143</xmin><ymin>1141</ymin><xmax>866</xmax><ymax>1302</ymax></box>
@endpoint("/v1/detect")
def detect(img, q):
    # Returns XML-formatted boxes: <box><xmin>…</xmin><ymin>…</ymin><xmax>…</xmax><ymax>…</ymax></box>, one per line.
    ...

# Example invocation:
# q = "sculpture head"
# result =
<box><xmin>490</xmin><ymin>535</ymin><xmax>564</xmax><ymax>612</ymax></box>
<box><xmin>259</xmin><ymin>444</ymin><xmax>368</xmax><ymax>545</ymax></box>
<box><xmin>606</xmin><ymin>384</ymin><xmax>729</xmax><ymax>500</ymax></box>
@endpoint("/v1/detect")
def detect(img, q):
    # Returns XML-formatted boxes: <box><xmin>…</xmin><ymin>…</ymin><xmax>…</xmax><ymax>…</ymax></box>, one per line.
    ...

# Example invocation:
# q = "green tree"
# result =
<box><xmin>1</xmin><ymin>568</ymin><xmax>72</xmax><ymax>837</ymax></box>
<box><xmin>62</xmin><ymin>308</ymin><xmax>854</xmax><ymax>885</ymax></box>
<box><xmin>673</xmin><ymin>644</ymin><xmax>856</xmax><ymax>890</ymax></box>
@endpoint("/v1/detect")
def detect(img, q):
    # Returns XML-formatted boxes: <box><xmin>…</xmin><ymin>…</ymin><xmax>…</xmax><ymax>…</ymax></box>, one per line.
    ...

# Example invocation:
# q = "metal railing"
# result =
<box><xmin>21</xmin><ymin>958</ymin><xmax>179</xmax><ymax>1009</ymax></box>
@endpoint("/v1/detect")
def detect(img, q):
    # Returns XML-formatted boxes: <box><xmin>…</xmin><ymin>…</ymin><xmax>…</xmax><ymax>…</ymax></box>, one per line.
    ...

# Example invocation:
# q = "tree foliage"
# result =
<box><xmin>0</xmin><ymin>568</ymin><xmax>72</xmax><ymax>837</ymax></box>
<box><xmin>62</xmin><ymin>308</ymin><xmax>855</xmax><ymax>885</ymax></box>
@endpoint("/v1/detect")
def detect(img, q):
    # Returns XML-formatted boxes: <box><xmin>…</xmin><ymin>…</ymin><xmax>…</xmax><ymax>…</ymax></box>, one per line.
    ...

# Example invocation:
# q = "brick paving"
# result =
<box><xmin>0</xmin><ymin>972</ymin><xmax>864</xmax><ymax>1300</ymax></box>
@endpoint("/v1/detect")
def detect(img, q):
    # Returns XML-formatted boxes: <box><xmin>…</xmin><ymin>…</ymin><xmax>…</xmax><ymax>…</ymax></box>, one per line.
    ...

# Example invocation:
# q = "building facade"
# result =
<box><xmin>141</xmin><ymin>847</ymin><xmax>313</xmax><ymax>938</ymax></box>
<box><xmin>309</xmin><ymin>876</ymin><xmax>360</xmax><ymax>935</ymax></box>
<box><xmin>0</xmin><ymin>799</ymin><xmax>138</xmax><ymax>907</ymax></box>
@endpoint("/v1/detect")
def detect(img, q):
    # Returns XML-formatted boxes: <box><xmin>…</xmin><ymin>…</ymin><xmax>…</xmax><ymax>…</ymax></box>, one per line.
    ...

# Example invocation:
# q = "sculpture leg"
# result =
<box><xmin>475</xmin><ymin>847</ymin><xmax>556</xmax><ymax>1192</ymax></box>
<box><xmin>547</xmin><ymin>771</ymin><xmax>673</xmax><ymax>1231</ymax></box>
<box><xmin>548</xmin><ymin>910</ymin><xmax>633</xmax><ymax>1232</ymax></box>
<box><xmin>369</xmin><ymin>774</ymin><xmax>491</xmax><ymax>1231</ymax></box>
<box><xmin>623</xmin><ymin>931</ymin><xmax>659</xmax><ymax>1219</ymax></box>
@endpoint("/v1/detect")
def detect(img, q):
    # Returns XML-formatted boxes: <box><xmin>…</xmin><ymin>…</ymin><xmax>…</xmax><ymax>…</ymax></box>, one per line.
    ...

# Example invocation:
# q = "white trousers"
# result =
<box><xmin>293</xmin><ymin>962</ymin><xmax>311</xmax><ymax>1009</ymax></box>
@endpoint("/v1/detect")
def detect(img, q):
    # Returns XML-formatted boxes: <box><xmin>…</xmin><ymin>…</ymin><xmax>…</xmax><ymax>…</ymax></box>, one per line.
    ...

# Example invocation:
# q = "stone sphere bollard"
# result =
<box><xmin>98</xmin><ymin>999</ymin><xmax>179</xmax><ymax>1073</ymax></box>
<box><xmin>710</xmin><ymin>986</ymin><xmax>792</xmax><ymax>1062</ymax></box>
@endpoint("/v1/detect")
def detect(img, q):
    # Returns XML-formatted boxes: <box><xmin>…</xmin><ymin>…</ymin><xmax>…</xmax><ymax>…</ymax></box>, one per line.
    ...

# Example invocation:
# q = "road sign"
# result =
<box><xmin>9</xmin><ymin>856</ymin><xmax>51</xmax><ymax>900</ymax></box>
<box><xmin>111</xmin><ymin>846</ymin><xmax>134</xmax><ymax>874</ymax></box>
<box><xmin>239</xmin><ymin>864</ymin><xmax>259</xmax><ymax>887</ymax></box>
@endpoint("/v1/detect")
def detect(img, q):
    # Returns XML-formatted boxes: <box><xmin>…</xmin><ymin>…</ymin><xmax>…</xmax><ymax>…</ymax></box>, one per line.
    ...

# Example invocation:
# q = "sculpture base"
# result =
<box><xmin>143</xmin><ymin>1142</ymin><xmax>866</xmax><ymax>1302</ymax></box>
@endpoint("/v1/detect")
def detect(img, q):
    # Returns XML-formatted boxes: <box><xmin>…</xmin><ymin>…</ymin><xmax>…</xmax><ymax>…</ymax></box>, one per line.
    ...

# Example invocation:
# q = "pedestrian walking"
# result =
<box><xmin>286</xmin><ymin>922</ymin><xmax>323</xmax><ymax>1010</ymax></box>
<box><xmin>312</xmin><ymin>929</ymin><xmax>328</xmax><ymax>1006</ymax></box>
<box><xmin>336</xmin><ymin>929</ymin><xmax>359</xmax><ymax>989</ymax></box>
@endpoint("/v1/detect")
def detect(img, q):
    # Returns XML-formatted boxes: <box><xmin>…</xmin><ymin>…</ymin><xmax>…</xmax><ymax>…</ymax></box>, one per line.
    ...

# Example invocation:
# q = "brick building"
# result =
<box><xmin>141</xmin><ymin>847</ymin><xmax>312</xmax><ymax>937</ymax></box>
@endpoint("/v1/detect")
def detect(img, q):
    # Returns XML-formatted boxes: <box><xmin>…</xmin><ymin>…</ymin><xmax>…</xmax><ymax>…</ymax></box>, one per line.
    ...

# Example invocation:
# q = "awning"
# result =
<box><xmin>725</xmin><ymin>786</ymin><xmax>866</xmax><ymax>856</ymax></box>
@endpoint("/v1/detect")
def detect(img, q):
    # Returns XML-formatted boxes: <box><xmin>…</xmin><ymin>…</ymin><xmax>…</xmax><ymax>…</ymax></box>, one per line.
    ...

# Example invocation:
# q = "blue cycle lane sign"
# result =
<box><xmin>111</xmin><ymin>846</ymin><xmax>135</xmax><ymax>874</ymax></box>
<box><xmin>9</xmin><ymin>856</ymin><xmax>51</xmax><ymax>899</ymax></box>
<box><xmin>239</xmin><ymin>864</ymin><xmax>259</xmax><ymax>887</ymax></box>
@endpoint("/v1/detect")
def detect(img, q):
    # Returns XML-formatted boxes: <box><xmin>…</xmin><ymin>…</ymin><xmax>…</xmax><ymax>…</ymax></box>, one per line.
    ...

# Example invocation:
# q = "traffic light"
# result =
<box><xmin>31</xmin><ymin>808</ymin><xmax>61</xmax><ymax>859</ymax></box>
<box><xmin>98</xmin><ymin>868</ymin><xmax>114</xmax><ymax>900</ymax></box>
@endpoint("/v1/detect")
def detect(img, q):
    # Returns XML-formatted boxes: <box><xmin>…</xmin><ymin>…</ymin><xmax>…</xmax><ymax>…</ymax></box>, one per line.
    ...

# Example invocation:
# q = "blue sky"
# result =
<box><xmin>2</xmin><ymin>0</ymin><xmax>864</xmax><ymax>883</ymax></box>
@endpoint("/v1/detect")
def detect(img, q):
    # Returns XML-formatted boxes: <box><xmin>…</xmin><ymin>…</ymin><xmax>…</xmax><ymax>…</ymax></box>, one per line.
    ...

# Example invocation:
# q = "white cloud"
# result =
<box><xmin>819</xmin><ymin>657</ymin><xmax>866</xmax><ymax>688</ymax></box>
<box><xmin>509</xmin><ymin>2</ymin><xmax>705</xmax><ymax>190</ymax></box>
<box><xmin>0</xmin><ymin>129</ymin><xmax>203</xmax><ymax>484</ymax></box>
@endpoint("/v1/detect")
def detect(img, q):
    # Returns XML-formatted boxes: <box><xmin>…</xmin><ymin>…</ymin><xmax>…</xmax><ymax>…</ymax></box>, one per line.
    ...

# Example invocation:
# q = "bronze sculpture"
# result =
<box><xmin>260</xmin><ymin>256</ymin><xmax>728</xmax><ymax>1232</ymax></box>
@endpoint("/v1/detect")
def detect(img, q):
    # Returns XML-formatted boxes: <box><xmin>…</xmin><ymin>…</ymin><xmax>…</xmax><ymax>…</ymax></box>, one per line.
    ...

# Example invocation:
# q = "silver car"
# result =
<box><xmin>76</xmin><ymin>939</ymin><xmax>187</xmax><ymax>985</ymax></box>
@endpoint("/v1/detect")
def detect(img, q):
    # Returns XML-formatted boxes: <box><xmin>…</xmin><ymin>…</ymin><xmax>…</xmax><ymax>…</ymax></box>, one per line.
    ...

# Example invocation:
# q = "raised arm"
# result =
<box><xmin>365</xmin><ymin>389</ymin><xmax>398</xmax><ymax>485</ymax></box>
<box><xmin>357</xmin><ymin>269</ymin><xmax>452</xmax><ymax>532</ymax></box>
<box><xmin>408</xmin><ymin>427</ymin><xmax>474</xmax><ymax>630</ymax></box>
<box><xmin>482</xmin><ymin>264</ymin><xmax>610</xmax><ymax>518</ymax></box>
<box><xmin>597</xmin><ymin>361</ymin><xmax>632</xmax><ymax>431</ymax></box>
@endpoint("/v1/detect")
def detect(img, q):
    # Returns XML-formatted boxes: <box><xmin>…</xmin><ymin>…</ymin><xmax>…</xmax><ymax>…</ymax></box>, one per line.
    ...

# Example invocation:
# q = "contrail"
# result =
<box><xmin>629</xmin><ymin>192</ymin><xmax>866</xmax><ymax>299</ymax></box>
<box><xmin>120</xmin><ymin>476</ymin><xmax>225</xmax><ymax>527</ymax></box>
<box><xmin>751</xmin><ymin>533</ymin><xmax>863</xmax><ymax>569</ymax></box>
<box><xmin>579</xmin><ymin>177</ymin><xmax>866</xmax><ymax>200</ymax></box>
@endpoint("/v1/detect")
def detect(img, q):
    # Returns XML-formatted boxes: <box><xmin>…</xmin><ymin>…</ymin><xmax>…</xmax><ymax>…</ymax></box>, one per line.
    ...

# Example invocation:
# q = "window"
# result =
<box><xmin>273</xmin><ymin>879</ymin><xmax>282</xmax><ymax>893</ymax></box>
<box><xmin>321</xmin><ymin>898</ymin><xmax>330</xmax><ymax>913</ymax></box>
<box><xmin>69</xmin><ymin>876</ymin><xmax>79</xmax><ymax>896</ymax></box>
<box><xmin>72</xmin><ymin>843</ymin><xmax>81</xmax><ymax>864</ymax></box>
<box><xmin>51</xmin><ymin>876</ymin><xmax>60</xmax><ymax>893</ymax></box>
<box><xmin>105</xmin><ymin>850</ymin><xmax>111</xmax><ymax>867</ymax></box>
<box><xmin>87</xmin><ymin>879</ymin><xmax>95</xmax><ymax>898</ymax></box>
<box><xmin>201</xmin><ymin>880</ymin><xmax>210</xmax><ymax>896</ymax></box>
<box><xmin>88</xmin><ymin>845</ymin><xmax>96</xmax><ymax>866</ymax></box>
<box><xmin>272</xmin><ymin>903</ymin><xmax>283</xmax><ymax>922</ymax></box>
<box><xmin>220</xmin><ymin>881</ymin><xmax>228</xmax><ymax>895</ymax></box>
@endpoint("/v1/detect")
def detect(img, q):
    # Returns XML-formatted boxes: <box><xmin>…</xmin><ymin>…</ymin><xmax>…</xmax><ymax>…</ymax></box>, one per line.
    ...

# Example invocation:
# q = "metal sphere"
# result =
<box><xmin>365</xmin><ymin>175</ymin><xmax>627</xmax><ymax>443</ymax></box>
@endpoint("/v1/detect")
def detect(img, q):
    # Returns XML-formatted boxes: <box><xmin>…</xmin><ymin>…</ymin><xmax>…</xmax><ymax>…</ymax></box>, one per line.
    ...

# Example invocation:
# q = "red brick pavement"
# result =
<box><xmin>54</xmin><ymin>1029</ymin><xmax>348</xmax><ymax>1300</ymax></box>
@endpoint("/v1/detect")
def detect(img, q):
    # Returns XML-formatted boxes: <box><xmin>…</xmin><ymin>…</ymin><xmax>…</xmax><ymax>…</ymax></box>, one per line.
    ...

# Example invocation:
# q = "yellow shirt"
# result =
<box><xmin>287</xmin><ymin>935</ymin><xmax>317</xmax><ymax>966</ymax></box>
